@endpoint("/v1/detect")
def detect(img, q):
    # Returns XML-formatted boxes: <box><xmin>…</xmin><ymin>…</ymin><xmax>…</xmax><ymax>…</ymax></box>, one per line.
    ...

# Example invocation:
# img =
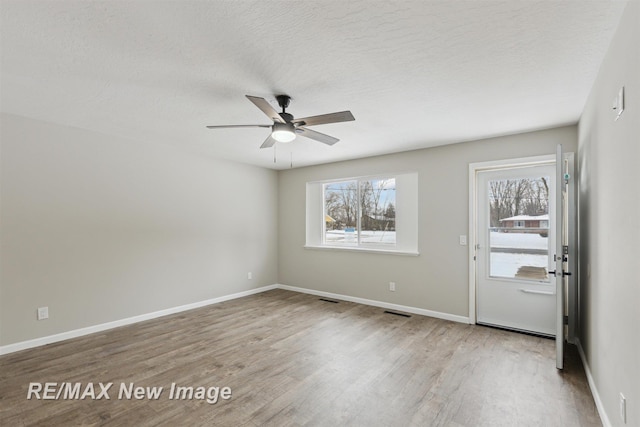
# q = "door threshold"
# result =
<box><xmin>477</xmin><ymin>322</ymin><xmax>555</xmax><ymax>340</ymax></box>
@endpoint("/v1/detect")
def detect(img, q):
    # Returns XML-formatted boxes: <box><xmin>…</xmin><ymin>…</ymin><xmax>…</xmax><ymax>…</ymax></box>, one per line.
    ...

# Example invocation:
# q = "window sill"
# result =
<box><xmin>304</xmin><ymin>245</ymin><xmax>419</xmax><ymax>256</ymax></box>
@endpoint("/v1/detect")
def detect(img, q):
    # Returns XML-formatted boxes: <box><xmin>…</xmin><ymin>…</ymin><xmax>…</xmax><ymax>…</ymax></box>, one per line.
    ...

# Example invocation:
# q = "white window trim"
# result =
<box><xmin>306</xmin><ymin>172</ymin><xmax>419</xmax><ymax>256</ymax></box>
<box><xmin>303</xmin><ymin>245</ymin><xmax>419</xmax><ymax>256</ymax></box>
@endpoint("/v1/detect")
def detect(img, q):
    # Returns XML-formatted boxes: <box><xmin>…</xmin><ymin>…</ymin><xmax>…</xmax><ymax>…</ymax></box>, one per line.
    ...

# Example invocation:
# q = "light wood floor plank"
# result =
<box><xmin>0</xmin><ymin>289</ymin><xmax>601</xmax><ymax>426</ymax></box>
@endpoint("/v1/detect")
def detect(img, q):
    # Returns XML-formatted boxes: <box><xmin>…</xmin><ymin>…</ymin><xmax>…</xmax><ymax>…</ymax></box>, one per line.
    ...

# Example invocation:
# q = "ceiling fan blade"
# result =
<box><xmin>292</xmin><ymin>111</ymin><xmax>354</xmax><ymax>127</ymax></box>
<box><xmin>246</xmin><ymin>95</ymin><xmax>286</xmax><ymax>123</ymax></box>
<box><xmin>260</xmin><ymin>134</ymin><xmax>277</xmax><ymax>149</ymax></box>
<box><xmin>206</xmin><ymin>124</ymin><xmax>271</xmax><ymax>129</ymax></box>
<box><xmin>296</xmin><ymin>127</ymin><xmax>339</xmax><ymax>146</ymax></box>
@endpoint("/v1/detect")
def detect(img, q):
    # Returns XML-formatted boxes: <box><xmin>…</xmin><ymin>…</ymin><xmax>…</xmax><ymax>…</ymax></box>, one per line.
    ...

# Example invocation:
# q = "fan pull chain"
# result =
<box><xmin>274</xmin><ymin>144</ymin><xmax>277</xmax><ymax>164</ymax></box>
<box><xmin>290</xmin><ymin>152</ymin><xmax>293</xmax><ymax>169</ymax></box>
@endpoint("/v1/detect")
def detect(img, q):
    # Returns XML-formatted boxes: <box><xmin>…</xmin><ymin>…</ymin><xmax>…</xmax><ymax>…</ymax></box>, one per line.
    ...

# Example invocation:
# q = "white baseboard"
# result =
<box><xmin>277</xmin><ymin>284</ymin><xmax>470</xmax><ymax>324</ymax></box>
<box><xmin>576</xmin><ymin>337</ymin><xmax>611</xmax><ymax>427</ymax></box>
<box><xmin>0</xmin><ymin>285</ymin><xmax>277</xmax><ymax>356</ymax></box>
<box><xmin>1</xmin><ymin>283</ymin><xmax>469</xmax><ymax>356</ymax></box>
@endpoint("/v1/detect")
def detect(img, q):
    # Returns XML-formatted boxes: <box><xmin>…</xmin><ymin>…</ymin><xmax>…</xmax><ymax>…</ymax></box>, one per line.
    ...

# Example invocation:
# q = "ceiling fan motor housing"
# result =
<box><xmin>276</xmin><ymin>95</ymin><xmax>291</xmax><ymax>111</ymax></box>
<box><xmin>279</xmin><ymin>112</ymin><xmax>294</xmax><ymax>123</ymax></box>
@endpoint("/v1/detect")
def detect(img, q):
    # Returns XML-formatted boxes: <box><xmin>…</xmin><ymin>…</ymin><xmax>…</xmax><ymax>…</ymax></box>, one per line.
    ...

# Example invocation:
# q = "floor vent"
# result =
<box><xmin>384</xmin><ymin>310</ymin><xmax>411</xmax><ymax>318</ymax></box>
<box><xmin>319</xmin><ymin>298</ymin><xmax>339</xmax><ymax>304</ymax></box>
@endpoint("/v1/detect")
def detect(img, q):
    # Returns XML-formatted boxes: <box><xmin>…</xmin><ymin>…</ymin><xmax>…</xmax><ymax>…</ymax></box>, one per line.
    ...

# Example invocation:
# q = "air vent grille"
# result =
<box><xmin>384</xmin><ymin>310</ymin><xmax>411</xmax><ymax>318</ymax></box>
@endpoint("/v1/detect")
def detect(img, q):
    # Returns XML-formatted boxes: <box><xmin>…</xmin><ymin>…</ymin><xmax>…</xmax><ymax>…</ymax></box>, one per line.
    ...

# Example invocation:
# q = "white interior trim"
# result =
<box><xmin>304</xmin><ymin>245</ymin><xmax>419</xmax><ymax>256</ymax></box>
<box><xmin>0</xmin><ymin>283</ymin><xmax>468</xmax><ymax>355</ymax></box>
<box><xmin>576</xmin><ymin>338</ymin><xmax>612</xmax><ymax>427</ymax></box>
<box><xmin>469</xmin><ymin>154</ymin><xmax>556</xmax><ymax>172</ymax></box>
<box><xmin>278</xmin><ymin>284</ymin><xmax>469</xmax><ymax>324</ymax></box>
<box><xmin>468</xmin><ymin>162</ymin><xmax>477</xmax><ymax>324</ymax></box>
<box><xmin>565</xmin><ymin>152</ymin><xmax>577</xmax><ymax>344</ymax></box>
<box><xmin>0</xmin><ymin>285</ymin><xmax>277</xmax><ymax>356</ymax></box>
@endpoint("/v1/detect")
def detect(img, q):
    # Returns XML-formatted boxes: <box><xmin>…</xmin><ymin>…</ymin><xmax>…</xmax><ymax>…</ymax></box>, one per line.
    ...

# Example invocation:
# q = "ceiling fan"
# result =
<box><xmin>206</xmin><ymin>95</ymin><xmax>355</xmax><ymax>148</ymax></box>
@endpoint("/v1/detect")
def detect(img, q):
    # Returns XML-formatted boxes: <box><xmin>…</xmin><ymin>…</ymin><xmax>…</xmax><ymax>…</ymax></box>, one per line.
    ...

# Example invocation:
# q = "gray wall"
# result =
<box><xmin>0</xmin><ymin>113</ymin><xmax>278</xmax><ymax>346</ymax></box>
<box><xmin>278</xmin><ymin>126</ymin><xmax>576</xmax><ymax>317</ymax></box>
<box><xmin>577</xmin><ymin>1</ymin><xmax>639</xmax><ymax>425</ymax></box>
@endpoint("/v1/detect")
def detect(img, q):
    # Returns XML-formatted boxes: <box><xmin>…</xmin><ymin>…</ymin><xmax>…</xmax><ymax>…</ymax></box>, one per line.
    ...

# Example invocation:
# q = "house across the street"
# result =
<box><xmin>499</xmin><ymin>214</ymin><xmax>549</xmax><ymax>236</ymax></box>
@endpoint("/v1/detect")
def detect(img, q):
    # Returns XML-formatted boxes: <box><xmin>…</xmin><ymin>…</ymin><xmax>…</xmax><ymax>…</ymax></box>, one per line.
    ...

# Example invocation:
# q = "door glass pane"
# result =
<box><xmin>487</xmin><ymin>177</ymin><xmax>550</xmax><ymax>281</ymax></box>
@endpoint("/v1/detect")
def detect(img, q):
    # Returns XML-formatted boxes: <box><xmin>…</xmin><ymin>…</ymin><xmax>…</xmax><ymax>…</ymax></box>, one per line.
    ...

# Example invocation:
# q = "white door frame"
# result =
<box><xmin>565</xmin><ymin>152</ymin><xmax>577</xmax><ymax>344</ymax></box>
<box><xmin>468</xmin><ymin>154</ymin><xmax>557</xmax><ymax>326</ymax></box>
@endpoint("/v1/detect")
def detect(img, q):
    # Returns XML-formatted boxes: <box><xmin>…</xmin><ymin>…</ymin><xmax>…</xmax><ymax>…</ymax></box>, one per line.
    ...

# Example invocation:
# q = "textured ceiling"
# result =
<box><xmin>0</xmin><ymin>0</ymin><xmax>628</xmax><ymax>169</ymax></box>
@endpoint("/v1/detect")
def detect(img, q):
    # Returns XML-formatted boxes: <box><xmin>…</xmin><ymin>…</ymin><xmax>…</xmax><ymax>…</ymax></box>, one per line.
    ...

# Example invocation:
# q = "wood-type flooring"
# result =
<box><xmin>0</xmin><ymin>289</ymin><xmax>601</xmax><ymax>426</ymax></box>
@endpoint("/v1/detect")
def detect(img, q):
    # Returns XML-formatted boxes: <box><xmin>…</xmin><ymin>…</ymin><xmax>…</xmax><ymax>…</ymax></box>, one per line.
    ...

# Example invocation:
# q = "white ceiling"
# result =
<box><xmin>0</xmin><ymin>1</ymin><xmax>627</xmax><ymax>170</ymax></box>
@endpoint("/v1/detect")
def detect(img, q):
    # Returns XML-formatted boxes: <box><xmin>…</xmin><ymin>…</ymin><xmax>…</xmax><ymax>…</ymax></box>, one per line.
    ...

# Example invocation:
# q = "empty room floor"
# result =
<box><xmin>0</xmin><ymin>289</ymin><xmax>600</xmax><ymax>426</ymax></box>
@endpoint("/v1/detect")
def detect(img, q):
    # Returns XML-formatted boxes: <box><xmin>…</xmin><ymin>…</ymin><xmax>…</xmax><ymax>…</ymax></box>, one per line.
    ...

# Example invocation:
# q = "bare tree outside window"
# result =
<box><xmin>324</xmin><ymin>178</ymin><xmax>396</xmax><ymax>246</ymax></box>
<box><xmin>489</xmin><ymin>178</ymin><xmax>549</xmax><ymax>227</ymax></box>
<box><xmin>488</xmin><ymin>176</ymin><xmax>551</xmax><ymax>281</ymax></box>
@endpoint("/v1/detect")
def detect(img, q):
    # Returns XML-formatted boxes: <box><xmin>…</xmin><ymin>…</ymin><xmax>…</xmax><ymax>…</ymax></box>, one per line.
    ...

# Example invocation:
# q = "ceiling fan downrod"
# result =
<box><xmin>276</xmin><ymin>95</ymin><xmax>291</xmax><ymax>114</ymax></box>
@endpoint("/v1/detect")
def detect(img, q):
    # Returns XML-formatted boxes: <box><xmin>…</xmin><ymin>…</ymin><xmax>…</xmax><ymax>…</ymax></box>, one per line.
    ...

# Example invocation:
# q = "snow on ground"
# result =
<box><xmin>323</xmin><ymin>230</ymin><xmax>550</xmax><ymax>277</ymax></box>
<box><xmin>325</xmin><ymin>230</ymin><xmax>546</xmax><ymax>248</ymax></box>
<box><xmin>325</xmin><ymin>230</ymin><xmax>396</xmax><ymax>244</ymax></box>
<box><xmin>488</xmin><ymin>232</ymin><xmax>550</xmax><ymax>279</ymax></box>
<box><xmin>490</xmin><ymin>231</ymin><xmax>548</xmax><ymax>249</ymax></box>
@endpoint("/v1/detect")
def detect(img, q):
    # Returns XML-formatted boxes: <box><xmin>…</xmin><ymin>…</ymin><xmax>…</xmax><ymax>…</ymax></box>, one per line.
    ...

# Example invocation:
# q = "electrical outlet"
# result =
<box><xmin>389</xmin><ymin>282</ymin><xmax>396</xmax><ymax>292</ymax></box>
<box><xmin>619</xmin><ymin>393</ymin><xmax>626</xmax><ymax>423</ymax></box>
<box><xmin>247</xmin><ymin>272</ymin><xmax>252</xmax><ymax>280</ymax></box>
<box><xmin>37</xmin><ymin>307</ymin><xmax>49</xmax><ymax>320</ymax></box>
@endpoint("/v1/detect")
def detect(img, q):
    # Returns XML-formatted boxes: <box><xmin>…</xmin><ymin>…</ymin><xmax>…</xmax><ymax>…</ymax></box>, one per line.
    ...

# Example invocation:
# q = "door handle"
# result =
<box><xmin>548</xmin><ymin>270</ymin><xmax>571</xmax><ymax>277</ymax></box>
<box><xmin>519</xmin><ymin>289</ymin><xmax>555</xmax><ymax>296</ymax></box>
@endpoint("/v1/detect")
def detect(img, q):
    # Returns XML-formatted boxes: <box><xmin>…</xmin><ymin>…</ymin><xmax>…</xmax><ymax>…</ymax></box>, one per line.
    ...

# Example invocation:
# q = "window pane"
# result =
<box><xmin>359</xmin><ymin>178</ymin><xmax>396</xmax><ymax>246</ymax></box>
<box><xmin>488</xmin><ymin>177</ymin><xmax>550</xmax><ymax>281</ymax></box>
<box><xmin>324</xmin><ymin>181</ymin><xmax>358</xmax><ymax>245</ymax></box>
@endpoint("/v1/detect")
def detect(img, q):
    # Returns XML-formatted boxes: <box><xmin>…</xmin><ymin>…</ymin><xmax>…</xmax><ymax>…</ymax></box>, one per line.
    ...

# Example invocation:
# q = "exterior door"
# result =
<box><xmin>476</xmin><ymin>162</ymin><xmax>557</xmax><ymax>336</ymax></box>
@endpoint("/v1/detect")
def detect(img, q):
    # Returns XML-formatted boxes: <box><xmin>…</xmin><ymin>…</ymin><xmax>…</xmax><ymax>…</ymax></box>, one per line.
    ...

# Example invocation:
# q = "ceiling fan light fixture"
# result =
<box><xmin>206</xmin><ymin>95</ymin><xmax>354</xmax><ymax>148</ymax></box>
<box><xmin>272</xmin><ymin>122</ymin><xmax>296</xmax><ymax>143</ymax></box>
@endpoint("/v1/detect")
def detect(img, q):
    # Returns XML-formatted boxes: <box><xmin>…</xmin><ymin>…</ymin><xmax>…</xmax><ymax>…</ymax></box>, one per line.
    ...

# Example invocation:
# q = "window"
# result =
<box><xmin>306</xmin><ymin>173</ymin><xmax>418</xmax><ymax>255</ymax></box>
<box><xmin>324</xmin><ymin>178</ymin><xmax>396</xmax><ymax>247</ymax></box>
